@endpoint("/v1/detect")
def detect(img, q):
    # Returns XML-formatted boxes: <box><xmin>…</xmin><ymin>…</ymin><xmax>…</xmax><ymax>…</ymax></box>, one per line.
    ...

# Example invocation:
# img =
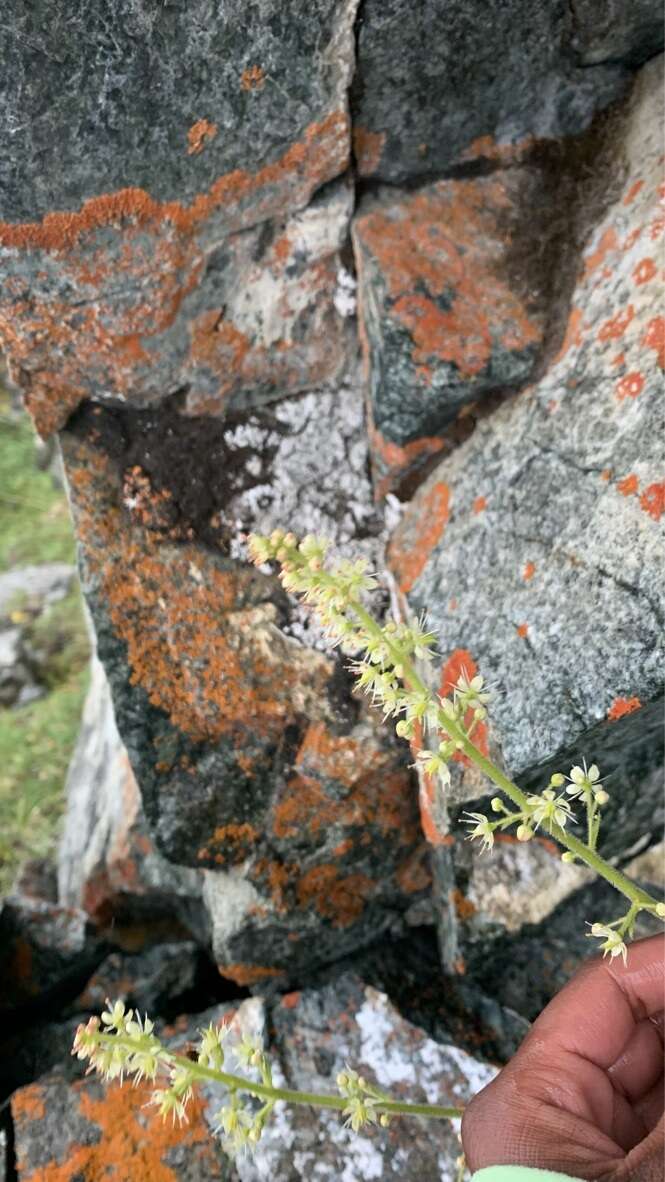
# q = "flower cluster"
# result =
<box><xmin>72</xmin><ymin>1000</ymin><xmax>275</xmax><ymax>1152</ymax></box>
<box><xmin>248</xmin><ymin>529</ymin><xmax>665</xmax><ymax>954</ymax></box>
<box><xmin>336</xmin><ymin>1069</ymin><xmax>391</xmax><ymax>1132</ymax></box>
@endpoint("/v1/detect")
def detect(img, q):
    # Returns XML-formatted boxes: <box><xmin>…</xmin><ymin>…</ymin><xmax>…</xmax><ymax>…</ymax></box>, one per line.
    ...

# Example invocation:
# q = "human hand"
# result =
<box><xmin>462</xmin><ymin>933</ymin><xmax>664</xmax><ymax>1181</ymax></box>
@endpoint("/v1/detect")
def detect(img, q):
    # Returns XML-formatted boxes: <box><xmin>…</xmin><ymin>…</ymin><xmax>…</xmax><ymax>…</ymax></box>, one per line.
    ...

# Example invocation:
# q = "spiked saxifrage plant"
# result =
<box><xmin>73</xmin><ymin>530</ymin><xmax>664</xmax><ymax>1155</ymax></box>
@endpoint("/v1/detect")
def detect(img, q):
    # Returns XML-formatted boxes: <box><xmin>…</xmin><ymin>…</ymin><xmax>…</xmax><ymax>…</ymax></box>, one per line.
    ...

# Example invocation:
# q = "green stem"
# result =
<box><xmin>95</xmin><ymin>1035</ymin><xmax>463</xmax><ymax>1121</ymax></box>
<box><xmin>347</xmin><ymin>599</ymin><xmax>660</xmax><ymax>915</ymax></box>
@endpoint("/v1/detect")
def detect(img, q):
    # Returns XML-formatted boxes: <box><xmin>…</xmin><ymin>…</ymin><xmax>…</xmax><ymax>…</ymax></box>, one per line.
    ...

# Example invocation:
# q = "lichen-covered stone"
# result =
<box><xmin>351</xmin><ymin>0</ymin><xmax>632</xmax><ymax>183</ymax></box>
<box><xmin>11</xmin><ymin>1067</ymin><xmax>240</xmax><ymax>1182</ymax></box>
<box><xmin>353</xmin><ymin>172</ymin><xmax>550</xmax><ymax>495</ymax></box>
<box><xmin>228</xmin><ymin>977</ymin><xmax>495</xmax><ymax>1180</ymax></box>
<box><xmin>0</xmin><ymin>3</ymin><xmax>358</xmax><ymax>435</ymax></box>
<box><xmin>387</xmin><ymin>58</ymin><xmax>665</xmax><ymax>956</ymax></box>
<box><xmin>59</xmin><ymin>381</ymin><xmax>429</xmax><ymax>982</ymax></box>
<box><xmin>58</xmin><ymin>654</ymin><xmax>205</xmax><ymax>947</ymax></box>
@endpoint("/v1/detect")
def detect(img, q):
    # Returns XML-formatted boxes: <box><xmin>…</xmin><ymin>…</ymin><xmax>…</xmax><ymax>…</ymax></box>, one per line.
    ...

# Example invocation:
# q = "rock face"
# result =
<box><xmin>59</xmin><ymin>385</ymin><xmax>429</xmax><ymax>983</ymax></box>
<box><xmin>1</xmin><ymin>10</ymin><xmax>663</xmax><ymax>1176</ymax></box>
<box><xmin>0</xmin><ymin>2</ymin><xmax>359</xmax><ymax>436</ymax></box>
<box><xmin>0</xmin><ymin>562</ymin><xmax>76</xmax><ymax>706</ymax></box>
<box><xmin>350</xmin><ymin>0</ymin><xmax>641</xmax><ymax>183</ymax></box>
<box><xmin>387</xmin><ymin>59</ymin><xmax>665</xmax><ymax>960</ymax></box>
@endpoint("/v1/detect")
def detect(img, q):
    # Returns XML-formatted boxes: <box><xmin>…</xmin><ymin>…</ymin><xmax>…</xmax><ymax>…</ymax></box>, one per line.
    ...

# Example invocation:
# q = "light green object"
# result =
<box><xmin>473</xmin><ymin>1168</ymin><xmax>581</xmax><ymax>1182</ymax></box>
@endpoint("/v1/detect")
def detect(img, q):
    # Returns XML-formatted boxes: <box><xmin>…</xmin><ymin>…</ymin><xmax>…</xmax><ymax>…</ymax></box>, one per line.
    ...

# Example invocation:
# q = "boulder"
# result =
<box><xmin>351</xmin><ymin>0</ymin><xmax>633</xmax><ymax>183</ymax></box>
<box><xmin>59</xmin><ymin>381</ymin><xmax>429</xmax><ymax>983</ymax></box>
<box><xmin>386</xmin><ymin>58</ymin><xmax>665</xmax><ymax>961</ymax></box>
<box><xmin>570</xmin><ymin>0</ymin><xmax>664</xmax><ymax>68</ymax></box>
<box><xmin>353</xmin><ymin>170</ymin><xmax>550</xmax><ymax>496</ymax></box>
<box><xmin>0</xmin><ymin>1</ymin><xmax>359</xmax><ymax>436</ymax></box>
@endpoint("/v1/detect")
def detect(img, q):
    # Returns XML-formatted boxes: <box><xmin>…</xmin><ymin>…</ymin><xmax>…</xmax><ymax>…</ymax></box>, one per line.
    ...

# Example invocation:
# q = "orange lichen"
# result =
<box><xmin>632</xmin><ymin>257</ymin><xmax>657</xmax><ymax>285</ymax></box>
<box><xmin>459</xmin><ymin>134</ymin><xmax>534</xmax><ymax>165</ymax></box>
<box><xmin>186</xmin><ymin>119</ymin><xmax>218</xmax><ymax>155</ymax></box>
<box><xmin>367</xmin><ymin>422</ymin><xmax>445</xmax><ymax>500</ymax></box>
<box><xmin>199</xmin><ymin>823</ymin><xmax>259</xmax><ymax>865</ymax></box>
<box><xmin>240</xmin><ymin>65</ymin><xmax>266</xmax><ymax>91</ymax></box>
<box><xmin>452</xmin><ymin>888</ymin><xmax>477</xmax><ymax>920</ymax></box>
<box><xmin>1</xmin><ymin>110</ymin><xmax>350</xmax><ymax>436</ymax></box>
<box><xmin>584</xmin><ymin>227</ymin><xmax>618</xmax><ymax>277</ymax></box>
<box><xmin>272</xmin><ymin>723</ymin><xmax>415</xmax><ymax>843</ymax></box>
<box><xmin>516</xmin><ymin>623</ymin><xmax>529</xmax><ymax>639</ymax></box>
<box><xmin>623</xmin><ymin>179</ymin><xmax>645</xmax><ymax>205</ymax></box>
<box><xmin>607</xmin><ymin>696</ymin><xmax>642</xmax><ymax>721</ymax></box>
<box><xmin>352</xmin><ymin>127</ymin><xmax>386</xmax><ymax>177</ymax></box>
<box><xmin>13</xmin><ymin>1077</ymin><xmax>217</xmax><ymax>1181</ymax></box>
<box><xmin>64</xmin><ymin>438</ymin><xmax>331</xmax><ymax>745</ymax></box>
<box><xmin>472</xmin><ymin>495</ymin><xmax>487</xmax><ymax>514</ymax></box>
<box><xmin>522</xmin><ymin>561</ymin><xmax>536</xmax><ymax>581</ymax></box>
<box><xmin>354</xmin><ymin>178</ymin><xmax>541</xmax><ymax>380</ymax></box>
<box><xmin>281</xmin><ymin>991</ymin><xmax>301</xmax><ymax>1009</ymax></box>
<box><xmin>218</xmin><ymin>964</ymin><xmax>283</xmax><ymax>986</ymax></box>
<box><xmin>439</xmin><ymin>649</ymin><xmax>489</xmax><ymax>762</ymax></box>
<box><xmin>296</xmin><ymin>865</ymin><xmax>374</xmax><ymax>927</ymax></box>
<box><xmin>616</xmin><ymin>371</ymin><xmax>645</xmax><ymax>400</ymax></box>
<box><xmin>639</xmin><ymin>482</ymin><xmax>665</xmax><ymax>520</ymax></box>
<box><xmin>600</xmin><ymin>469</ymin><xmax>612</xmax><ymax>481</ymax></box>
<box><xmin>554</xmin><ymin>307</ymin><xmax>584</xmax><ymax>364</ymax></box>
<box><xmin>597</xmin><ymin>306</ymin><xmax>635</xmax><ymax>343</ymax></box>
<box><xmin>395</xmin><ymin>848</ymin><xmax>431</xmax><ymax>894</ymax></box>
<box><xmin>11</xmin><ymin>1084</ymin><xmax>46</xmax><ymax>1122</ymax></box>
<box><xmin>387</xmin><ymin>481</ymin><xmax>450</xmax><ymax>592</ymax></box>
<box><xmin>617</xmin><ymin>474</ymin><xmax>639</xmax><ymax>496</ymax></box>
<box><xmin>642</xmin><ymin>316</ymin><xmax>665</xmax><ymax>368</ymax></box>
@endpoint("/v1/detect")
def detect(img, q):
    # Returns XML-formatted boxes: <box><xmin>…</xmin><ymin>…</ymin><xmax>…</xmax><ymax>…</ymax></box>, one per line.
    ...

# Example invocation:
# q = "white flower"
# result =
<box><xmin>454</xmin><ymin>671</ymin><xmax>492</xmax><ymax>709</ymax></box>
<box><xmin>462</xmin><ymin>812</ymin><xmax>494</xmax><ymax>853</ymax></box>
<box><xmin>588</xmin><ymin>923</ymin><xmax>628</xmax><ymax>966</ymax></box>
<box><xmin>566</xmin><ymin>760</ymin><xmax>603</xmax><ymax>799</ymax></box>
<box><xmin>526</xmin><ymin>789</ymin><xmax>575</xmax><ymax>832</ymax></box>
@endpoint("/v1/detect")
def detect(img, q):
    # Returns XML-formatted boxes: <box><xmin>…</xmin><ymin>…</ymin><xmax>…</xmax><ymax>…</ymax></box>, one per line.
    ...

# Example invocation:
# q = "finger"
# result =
<box><xmin>608</xmin><ymin>1017</ymin><xmax>664</xmax><ymax>1103</ymax></box>
<box><xmin>610</xmin><ymin>1112</ymin><xmax>665</xmax><ymax>1182</ymax></box>
<box><xmin>535</xmin><ymin>934</ymin><xmax>665</xmax><ymax>1070</ymax></box>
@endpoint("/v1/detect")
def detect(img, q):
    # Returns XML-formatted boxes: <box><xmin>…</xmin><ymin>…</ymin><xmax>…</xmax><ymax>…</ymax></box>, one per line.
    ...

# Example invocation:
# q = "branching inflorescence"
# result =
<box><xmin>73</xmin><ymin>530</ymin><xmax>664</xmax><ymax>1154</ymax></box>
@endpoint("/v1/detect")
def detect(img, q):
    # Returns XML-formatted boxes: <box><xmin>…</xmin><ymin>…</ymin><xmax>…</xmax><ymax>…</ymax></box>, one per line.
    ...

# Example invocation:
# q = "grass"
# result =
<box><xmin>0</xmin><ymin>393</ymin><xmax>76</xmax><ymax>571</ymax></box>
<box><xmin>0</xmin><ymin>389</ymin><xmax>90</xmax><ymax>894</ymax></box>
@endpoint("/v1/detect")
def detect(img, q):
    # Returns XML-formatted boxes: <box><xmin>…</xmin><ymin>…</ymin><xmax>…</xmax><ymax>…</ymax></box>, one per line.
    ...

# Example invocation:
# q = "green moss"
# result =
<box><xmin>0</xmin><ymin>392</ymin><xmax>76</xmax><ymax>571</ymax></box>
<box><xmin>0</xmin><ymin>389</ymin><xmax>90</xmax><ymax>892</ymax></box>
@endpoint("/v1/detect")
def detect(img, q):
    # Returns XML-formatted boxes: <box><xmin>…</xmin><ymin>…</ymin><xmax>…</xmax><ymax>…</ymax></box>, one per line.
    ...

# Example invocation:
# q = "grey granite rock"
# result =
<box><xmin>1</xmin><ymin>0</ymin><xmax>359</xmax><ymax>222</ymax></box>
<box><xmin>351</xmin><ymin>0</ymin><xmax>630</xmax><ymax>182</ymax></box>
<box><xmin>0</xmin><ymin>563</ymin><xmax>75</xmax><ymax>619</ymax></box>
<box><xmin>387</xmin><ymin>58</ymin><xmax>665</xmax><ymax>958</ymax></box>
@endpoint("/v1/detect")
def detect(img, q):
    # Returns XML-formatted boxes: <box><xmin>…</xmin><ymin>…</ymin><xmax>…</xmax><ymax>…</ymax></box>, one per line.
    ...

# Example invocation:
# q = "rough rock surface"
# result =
<box><xmin>353</xmin><ymin>171</ymin><xmax>552</xmax><ymax>495</ymax></box>
<box><xmin>0</xmin><ymin>562</ymin><xmax>77</xmax><ymax>705</ymax></box>
<box><xmin>351</xmin><ymin>0</ymin><xmax>635</xmax><ymax>183</ymax></box>
<box><xmin>0</xmin><ymin>2</ymin><xmax>359</xmax><ymax>434</ymax></box>
<box><xmin>570</xmin><ymin>0</ymin><xmax>664</xmax><ymax>68</ymax></box>
<box><xmin>0</xmin><ymin>894</ymin><xmax>104</xmax><ymax>1017</ymax></box>
<box><xmin>59</xmin><ymin>382</ymin><xmax>429</xmax><ymax>983</ymax></box>
<box><xmin>58</xmin><ymin>654</ymin><xmax>205</xmax><ymax>947</ymax></box>
<box><xmin>387</xmin><ymin>59</ymin><xmax>665</xmax><ymax>958</ymax></box>
<box><xmin>233</xmin><ymin>977</ymin><xmax>495</xmax><ymax>1181</ymax></box>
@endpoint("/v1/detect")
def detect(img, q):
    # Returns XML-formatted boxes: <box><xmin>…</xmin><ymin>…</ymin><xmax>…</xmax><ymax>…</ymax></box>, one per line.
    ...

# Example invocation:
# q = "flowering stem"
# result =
<box><xmin>346</xmin><ymin>599</ymin><xmax>660</xmax><ymax>915</ymax></box>
<box><xmin>92</xmin><ymin>1034</ymin><xmax>463</xmax><ymax>1121</ymax></box>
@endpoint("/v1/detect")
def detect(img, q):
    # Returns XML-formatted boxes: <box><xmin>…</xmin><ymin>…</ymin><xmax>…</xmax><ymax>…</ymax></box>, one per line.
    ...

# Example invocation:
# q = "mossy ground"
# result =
<box><xmin>0</xmin><ymin>389</ymin><xmax>89</xmax><ymax>893</ymax></box>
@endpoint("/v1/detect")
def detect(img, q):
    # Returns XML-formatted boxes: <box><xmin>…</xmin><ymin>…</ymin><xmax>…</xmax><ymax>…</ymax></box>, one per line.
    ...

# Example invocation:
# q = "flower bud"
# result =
<box><xmin>490</xmin><ymin>797</ymin><xmax>505</xmax><ymax>813</ymax></box>
<box><xmin>656</xmin><ymin>903</ymin><xmax>665</xmax><ymax>918</ymax></box>
<box><xmin>594</xmin><ymin>789</ymin><xmax>609</xmax><ymax>805</ymax></box>
<box><xmin>336</xmin><ymin>1072</ymin><xmax>348</xmax><ymax>1089</ymax></box>
<box><xmin>561</xmin><ymin>851</ymin><xmax>576</xmax><ymax>863</ymax></box>
<box><xmin>516</xmin><ymin>824</ymin><xmax>533</xmax><ymax>842</ymax></box>
<box><xmin>550</xmin><ymin>773</ymin><xmax>565</xmax><ymax>788</ymax></box>
<box><xmin>380</xmin><ymin>1114</ymin><xmax>390</xmax><ymax>1127</ymax></box>
<box><xmin>283</xmin><ymin>532</ymin><xmax>296</xmax><ymax>548</ymax></box>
